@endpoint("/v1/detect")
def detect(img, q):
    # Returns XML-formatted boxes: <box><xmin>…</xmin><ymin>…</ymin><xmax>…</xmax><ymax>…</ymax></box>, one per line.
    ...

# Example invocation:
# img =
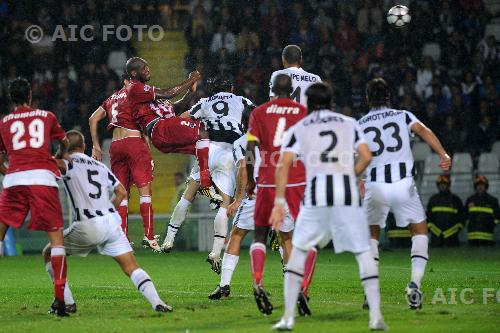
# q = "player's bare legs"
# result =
<box><xmin>209</xmin><ymin>226</ymin><xmax>249</xmax><ymax>299</ymax></box>
<box><xmin>196</xmin><ymin>128</ymin><xmax>211</xmax><ymax>188</ymax></box>
<box><xmin>406</xmin><ymin>220</ymin><xmax>429</xmax><ymax>309</ymax></box>
<box><xmin>138</xmin><ymin>184</ymin><xmax>160</xmax><ymax>252</ymax></box>
<box><xmin>207</xmin><ymin>192</ymin><xmax>232</xmax><ymax>274</ymax></box>
<box><xmin>113</xmin><ymin>252</ymin><xmax>172</xmax><ymax>312</ymax></box>
<box><xmin>46</xmin><ymin>230</ymin><xmax>69</xmax><ymax>316</ymax></box>
<box><xmin>0</xmin><ymin>222</ymin><xmax>8</xmax><ymax>257</ymax></box>
<box><xmin>162</xmin><ymin>178</ymin><xmax>198</xmax><ymax>252</ymax></box>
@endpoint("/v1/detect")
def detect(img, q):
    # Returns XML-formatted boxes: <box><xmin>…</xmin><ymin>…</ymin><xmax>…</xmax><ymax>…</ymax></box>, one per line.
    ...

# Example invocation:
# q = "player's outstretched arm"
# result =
<box><xmin>89</xmin><ymin>106</ymin><xmax>106</xmax><ymax>161</ymax></box>
<box><xmin>411</xmin><ymin>122</ymin><xmax>452</xmax><ymax>171</ymax></box>
<box><xmin>154</xmin><ymin>71</ymin><xmax>201</xmax><ymax>100</ymax></box>
<box><xmin>355</xmin><ymin>143</ymin><xmax>372</xmax><ymax>177</ymax></box>
<box><xmin>227</xmin><ymin>160</ymin><xmax>247</xmax><ymax>218</ymax></box>
<box><xmin>174</xmin><ymin>90</ymin><xmax>197</xmax><ymax>117</ymax></box>
<box><xmin>270</xmin><ymin>151</ymin><xmax>294</xmax><ymax>230</ymax></box>
<box><xmin>112</xmin><ymin>183</ymin><xmax>128</xmax><ymax>208</ymax></box>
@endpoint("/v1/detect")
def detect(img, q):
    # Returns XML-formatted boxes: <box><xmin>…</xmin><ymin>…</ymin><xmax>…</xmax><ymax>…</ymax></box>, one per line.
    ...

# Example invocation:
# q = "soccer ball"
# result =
<box><xmin>387</xmin><ymin>5</ymin><xmax>411</xmax><ymax>28</ymax></box>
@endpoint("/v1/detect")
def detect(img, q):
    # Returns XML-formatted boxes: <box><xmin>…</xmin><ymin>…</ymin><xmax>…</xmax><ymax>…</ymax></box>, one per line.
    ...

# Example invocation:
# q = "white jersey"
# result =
<box><xmin>282</xmin><ymin>110</ymin><xmax>365</xmax><ymax>207</ymax></box>
<box><xmin>189</xmin><ymin>92</ymin><xmax>254</xmax><ymax>144</ymax></box>
<box><xmin>269</xmin><ymin>67</ymin><xmax>321</xmax><ymax>106</ymax></box>
<box><xmin>232</xmin><ymin>134</ymin><xmax>260</xmax><ymax>181</ymax></box>
<box><xmin>62</xmin><ymin>152</ymin><xmax>120</xmax><ymax>221</ymax></box>
<box><xmin>358</xmin><ymin>108</ymin><xmax>419</xmax><ymax>183</ymax></box>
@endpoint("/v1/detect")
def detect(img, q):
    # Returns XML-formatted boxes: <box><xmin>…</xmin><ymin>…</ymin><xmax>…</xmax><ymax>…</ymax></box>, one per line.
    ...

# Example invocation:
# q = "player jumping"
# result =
<box><xmin>246</xmin><ymin>74</ymin><xmax>315</xmax><ymax>316</ymax></box>
<box><xmin>125</xmin><ymin>57</ymin><xmax>213</xmax><ymax>189</ymax></box>
<box><xmin>42</xmin><ymin>130</ymin><xmax>172</xmax><ymax>313</ymax></box>
<box><xmin>0</xmin><ymin>77</ymin><xmax>70</xmax><ymax>316</ymax></box>
<box><xmin>358</xmin><ymin>78</ymin><xmax>452</xmax><ymax>310</ymax></box>
<box><xmin>270</xmin><ymin>82</ymin><xmax>387</xmax><ymax>331</ymax></box>
<box><xmin>162</xmin><ymin>77</ymin><xmax>254</xmax><ymax>274</ymax></box>
<box><xmin>89</xmin><ymin>73</ymin><xmax>160</xmax><ymax>251</ymax></box>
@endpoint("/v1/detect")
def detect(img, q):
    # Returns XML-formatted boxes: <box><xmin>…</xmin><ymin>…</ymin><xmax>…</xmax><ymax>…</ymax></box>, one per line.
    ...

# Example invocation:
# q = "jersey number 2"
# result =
<box><xmin>10</xmin><ymin>119</ymin><xmax>45</xmax><ymax>150</ymax></box>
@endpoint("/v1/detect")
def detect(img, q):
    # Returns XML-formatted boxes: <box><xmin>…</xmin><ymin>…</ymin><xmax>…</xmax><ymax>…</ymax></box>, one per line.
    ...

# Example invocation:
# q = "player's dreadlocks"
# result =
<box><xmin>207</xmin><ymin>76</ymin><xmax>232</xmax><ymax>95</ymax></box>
<box><xmin>366</xmin><ymin>78</ymin><xmax>391</xmax><ymax>108</ymax></box>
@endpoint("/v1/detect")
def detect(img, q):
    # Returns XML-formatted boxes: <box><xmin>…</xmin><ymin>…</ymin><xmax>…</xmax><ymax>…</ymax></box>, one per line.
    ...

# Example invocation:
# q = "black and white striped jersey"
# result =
<box><xmin>282</xmin><ymin>110</ymin><xmax>366</xmax><ymax>207</ymax></box>
<box><xmin>232</xmin><ymin>134</ymin><xmax>260</xmax><ymax>180</ymax></box>
<box><xmin>269</xmin><ymin>67</ymin><xmax>321</xmax><ymax>106</ymax></box>
<box><xmin>189</xmin><ymin>92</ymin><xmax>254</xmax><ymax>144</ymax></box>
<box><xmin>358</xmin><ymin>108</ymin><xmax>419</xmax><ymax>183</ymax></box>
<box><xmin>62</xmin><ymin>153</ymin><xmax>120</xmax><ymax>221</ymax></box>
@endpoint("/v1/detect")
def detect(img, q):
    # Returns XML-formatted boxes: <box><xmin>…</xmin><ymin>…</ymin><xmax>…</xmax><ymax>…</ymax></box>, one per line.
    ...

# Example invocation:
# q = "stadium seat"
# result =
<box><xmin>101</xmin><ymin>139</ymin><xmax>112</xmax><ymax>168</ymax></box>
<box><xmin>485</xmin><ymin>23</ymin><xmax>500</xmax><ymax>41</ymax></box>
<box><xmin>451</xmin><ymin>175</ymin><xmax>474</xmax><ymax>202</ymax></box>
<box><xmin>423</xmin><ymin>154</ymin><xmax>442</xmax><ymax>175</ymax></box>
<box><xmin>422</xmin><ymin>43</ymin><xmax>441</xmax><ymax>62</ymax></box>
<box><xmin>412</xmin><ymin>142</ymin><xmax>431</xmax><ymax>163</ymax></box>
<box><xmin>451</xmin><ymin>153</ymin><xmax>473</xmax><ymax>174</ymax></box>
<box><xmin>478</xmin><ymin>152</ymin><xmax>500</xmax><ymax>178</ymax></box>
<box><xmin>108</xmin><ymin>50</ymin><xmax>128</xmax><ymax>76</ymax></box>
<box><xmin>485</xmin><ymin>1</ymin><xmax>500</xmax><ymax>15</ymax></box>
<box><xmin>491</xmin><ymin>141</ymin><xmax>500</xmax><ymax>155</ymax></box>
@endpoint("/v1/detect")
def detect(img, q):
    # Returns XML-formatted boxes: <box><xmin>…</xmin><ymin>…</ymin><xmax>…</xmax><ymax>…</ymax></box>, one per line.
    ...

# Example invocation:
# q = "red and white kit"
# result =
<box><xmin>0</xmin><ymin>106</ymin><xmax>66</xmax><ymax>231</ymax></box>
<box><xmin>247</xmin><ymin>98</ymin><xmax>308</xmax><ymax>225</ymax></box>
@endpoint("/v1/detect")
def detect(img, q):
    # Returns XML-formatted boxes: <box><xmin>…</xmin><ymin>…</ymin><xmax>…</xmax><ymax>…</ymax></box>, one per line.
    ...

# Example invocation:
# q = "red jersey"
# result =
<box><xmin>247</xmin><ymin>98</ymin><xmax>307</xmax><ymax>186</ymax></box>
<box><xmin>100</xmin><ymin>87</ymin><xmax>140</xmax><ymax>131</ymax></box>
<box><xmin>0</xmin><ymin>106</ymin><xmax>66</xmax><ymax>186</ymax></box>
<box><xmin>127</xmin><ymin>80</ymin><xmax>175</xmax><ymax>130</ymax></box>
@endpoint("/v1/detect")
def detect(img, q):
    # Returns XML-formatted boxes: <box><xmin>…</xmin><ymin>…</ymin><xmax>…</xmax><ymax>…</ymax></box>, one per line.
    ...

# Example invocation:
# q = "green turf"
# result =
<box><xmin>0</xmin><ymin>247</ymin><xmax>499</xmax><ymax>333</ymax></box>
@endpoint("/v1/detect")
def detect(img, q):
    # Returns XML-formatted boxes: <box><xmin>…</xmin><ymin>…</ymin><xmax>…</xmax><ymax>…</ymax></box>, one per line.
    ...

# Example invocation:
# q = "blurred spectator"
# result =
<box><xmin>210</xmin><ymin>24</ymin><xmax>236</xmax><ymax>54</ymax></box>
<box><xmin>468</xmin><ymin>114</ymin><xmax>496</xmax><ymax>157</ymax></box>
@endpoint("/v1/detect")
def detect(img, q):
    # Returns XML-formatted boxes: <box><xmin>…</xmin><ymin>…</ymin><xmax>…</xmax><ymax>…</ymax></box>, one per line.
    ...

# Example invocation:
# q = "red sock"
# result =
<box><xmin>195</xmin><ymin>139</ymin><xmax>210</xmax><ymax>171</ymax></box>
<box><xmin>250</xmin><ymin>242</ymin><xmax>266</xmax><ymax>286</ymax></box>
<box><xmin>117</xmin><ymin>201</ymin><xmax>129</xmax><ymax>238</ymax></box>
<box><xmin>139</xmin><ymin>196</ymin><xmax>154</xmax><ymax>239</ymax></box>
<box><xmin>301</xmin><ymin>247</ymin><xmax>317</xmax><ymax>296</ymax></box>
<box><xmin>51</xmin><ymin>247</ymin><xmax>67</xmax><ymax>303</ymax></box>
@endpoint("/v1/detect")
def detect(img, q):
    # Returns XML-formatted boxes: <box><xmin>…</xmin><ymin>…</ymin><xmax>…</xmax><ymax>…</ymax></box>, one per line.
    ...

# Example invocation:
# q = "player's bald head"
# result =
<box><xmin>67</xmin><ymin>130</ymin><xmax>85</xmax><ymax>152</ymax></box>
<box><xmin>272</xmin><ymin>74</ymin><xmax>293</xmax><ymax>97</ymax></box>
<box><xmin>282</xmin><ymin>45</ymin><xmax>302</xmax><ymax>67</ymax></box>
<box><xmin>306</xmin><ymin>82</ymin><xmax>333</xmax><ymax>112</ymax></box>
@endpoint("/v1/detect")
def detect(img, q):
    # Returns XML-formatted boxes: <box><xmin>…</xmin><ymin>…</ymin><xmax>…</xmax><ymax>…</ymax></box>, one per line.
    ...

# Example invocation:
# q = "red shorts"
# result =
<box><xmin>0</xmin><ymin>185</ymin><xmax>64</xmax><ymax>232</ymax></box>
<box><xmin>254</xmin><ymin>185</ymin><xmax>306</xmax><ymax>228</ymax></box>
<box><xmin>151</xmin><ymin>117</ymin><xmax>200</xmax><ymax>155</ymax></box>
<box><xmin>110</xmin><ymin>137</ymin><xmax>154</xmax><ymax>191</ymax></box>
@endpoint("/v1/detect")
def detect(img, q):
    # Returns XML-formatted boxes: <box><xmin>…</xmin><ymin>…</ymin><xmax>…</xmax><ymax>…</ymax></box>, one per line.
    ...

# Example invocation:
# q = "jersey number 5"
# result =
<box><xmin>87</xmin><ymin>170</ymin><xmax>102</xmax><ymax>199</ymax></box>
<box><xmin>10</xmin><ymin>119</ymin><xmax>45</xmax><ymax>150</ymax></box>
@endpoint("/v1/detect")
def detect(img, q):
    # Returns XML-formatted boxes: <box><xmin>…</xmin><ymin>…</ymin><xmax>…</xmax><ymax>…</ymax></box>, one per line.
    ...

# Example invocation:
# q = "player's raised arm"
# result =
<box><xmin>89</xmin><ymin>106</ymin><xmax>106</xmax><ymax>161</ymax></box>
<box><xmin>154</xmin><ymin>71</ymin><xmax>201</xmax><ymax>100</ymax></box>
<box><xmin>410</xmin><ymin>121</ymin><xmax>451</xmax><ymax>171</ymax></box>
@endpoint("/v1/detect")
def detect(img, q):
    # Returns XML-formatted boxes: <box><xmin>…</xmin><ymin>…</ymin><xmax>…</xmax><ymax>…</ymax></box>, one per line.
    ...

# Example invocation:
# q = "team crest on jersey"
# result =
<box><xmin>144</xmin><ymin>85</ymin><xmax>152</xmax><ymax>92</ymax></box>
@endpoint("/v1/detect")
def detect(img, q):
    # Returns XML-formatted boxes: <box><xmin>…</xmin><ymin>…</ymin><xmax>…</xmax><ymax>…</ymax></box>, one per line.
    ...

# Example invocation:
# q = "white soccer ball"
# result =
<box><xmin>387</xmin><ymin>5</ymin><xmax>411</xmax><ymax>28</ymax></box>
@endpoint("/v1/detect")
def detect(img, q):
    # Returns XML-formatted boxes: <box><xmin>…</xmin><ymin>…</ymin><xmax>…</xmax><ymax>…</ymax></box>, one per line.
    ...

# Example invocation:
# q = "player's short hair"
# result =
<box><xmin>366</xmin><ymin>78</ymin><xmax>391</xmax><ymax>108</ymax></box>
<box><xmin>207</xmin><ymin>76</ymin><xmax>232</xmax><ymax>95</ymax></box>
<box><xmin>126</xmin><ymin>57</ymin><xmax>146</xmax><ymax>76</ymax></box>
<box><xmin>282</xmin><ymin>45</ymin><xmax>302</xmax><ymax>65</ymax></box>
<box><xmin>271</xmin><ymin>74</ymin><xmax>293</xmax><ymax>96</ymax></box>
<box><xmin>306</xmin><ymin>83</ymin><xmax>332</xmax><ymax>112</ymax></box>
<box><xmin>8</xmin><ymin>77</ymin><xmax>31</xmax><ymax>105</ymax></box>
<box><xmin>121</xmin><ymin>72</ymin><xmax>131</xmax><ymax>82</ymax></box>
<box><xmin>67</xmin><ymin>130</ymin><xmax>85</xmax><ymax>152</ymax></box>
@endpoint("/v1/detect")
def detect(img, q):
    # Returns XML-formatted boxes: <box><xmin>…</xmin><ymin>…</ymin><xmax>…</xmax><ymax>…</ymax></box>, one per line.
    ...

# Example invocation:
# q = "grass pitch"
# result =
<box><xmin>0</xmin><ymin>246</ymin><xmax>499</xmax><ymax>333</ymax></box>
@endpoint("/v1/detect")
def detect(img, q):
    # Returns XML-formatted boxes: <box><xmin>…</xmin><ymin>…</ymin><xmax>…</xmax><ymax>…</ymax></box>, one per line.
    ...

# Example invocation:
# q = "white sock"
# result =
<box><xmin>411</xmin><ymin>235</ymin><xmax>429</xmax><ymax>288</ymax></box>
<box><xmin>130</xmin><ymin>268</ymin><xmax>164</xmax><ymax>309</ymax></box>
<box><xmin>166</xmin><ymin>197</ymin><xmax>191</xmax><ymax>240</ymax></box>
<box><xmin>283</xmin><ymin>247</ymin><xmax>307</xmax><ymax>320</ymax></box>
<box><xmin>356</xmin><ymin>251</ymin><xmax>382</xmax><ymax>321</ymax></box>
<box><xmin>370</xmin><ymin>238</ymin><xmax>380</xmax><ymax>268</ymax></box>
<box><xmin>279</xmin><ymin>246</ymin><xmax>284</xmax><ymax>260</ymax></box>
<box><xmin>220</xmin><ymin>253</ymin><xmax>239</xmax><ymax>286</ymax></box>
<box><xmin>211</xmin><ymin>207</ymin><xmax>228</xmax><ymax>257</ymax></box>
<box><xmin>45</xmin><ymin>261</ymin><xmax>74</xmax><ymax>305</ymax></box>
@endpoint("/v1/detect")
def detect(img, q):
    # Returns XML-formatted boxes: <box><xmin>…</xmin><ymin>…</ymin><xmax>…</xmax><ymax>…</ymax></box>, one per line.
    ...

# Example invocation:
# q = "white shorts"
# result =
<box><xmin>190</xmin><ymin>142</ymin><xmax>236</xmax><ymax>197</ymax></box>
<box><xmin>293</xmin><ymin>205</ymin><xmax>371</xmax><ymax>254</ymax></box>
<box><xmin>63</xmin><ymin>212</ymin><xmax>132</xmax><ymax>257</ymax></box>
<box><xmin>364</xmin><ymin>177</ymin><xmax>426</xmax><ymax>228</ymax></box>
<box><xmin>232</xmin><ymin>197</ymin><xmax>294</xmax><ymax>232</ymax></box>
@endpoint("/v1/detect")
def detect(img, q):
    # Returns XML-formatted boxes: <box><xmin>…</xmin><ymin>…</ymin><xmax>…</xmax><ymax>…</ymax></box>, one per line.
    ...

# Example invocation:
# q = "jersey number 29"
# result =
<box><xmin>10</xmin><ymin>119</ymin><xmax>45</xmax><ymax>150</ymax></box>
